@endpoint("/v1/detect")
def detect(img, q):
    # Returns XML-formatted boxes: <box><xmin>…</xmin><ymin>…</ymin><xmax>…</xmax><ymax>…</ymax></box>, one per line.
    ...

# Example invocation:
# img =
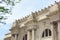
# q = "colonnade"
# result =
<box><xmin>27</xmin><ymin>29</ymin><xmax>35</xmax><ymax>40</ymax></box>
<box><xmin>11</xmin><ymin>20</ymin><xmax>60</xmax><ymax>40</ymax></box>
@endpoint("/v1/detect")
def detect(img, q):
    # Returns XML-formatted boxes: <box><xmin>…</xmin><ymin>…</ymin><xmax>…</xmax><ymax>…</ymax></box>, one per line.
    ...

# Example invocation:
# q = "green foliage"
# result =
<box><xmin>0</xmin><ymin>16</ymin><xmax>4</xmax><ymax>20</ymax></box>
<box><xmin>0</xmin><ymin>0</ymin><xmax>21</xmax><ymax>24</ymax></box>
<box><xmin>7</xmin><ymin>0</ymin><xmax>10</xmax><ymax>4</ymax></box>
<box><xmin>0</xmin><ymin>7</ymin><xmax>9</xmax><ymax>13</ymax></box>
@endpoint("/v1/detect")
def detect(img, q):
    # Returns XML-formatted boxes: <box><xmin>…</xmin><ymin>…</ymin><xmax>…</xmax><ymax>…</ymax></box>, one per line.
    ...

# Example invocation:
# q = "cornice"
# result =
<box><xmin>16</xmin><ymin>1</ymin><xmax>60</xmax><ymax>23</ymax></box>
<box><xmin>10</xmin><ymin>1</ymin><xmax>60</xmax><ymax>30</ymax></box>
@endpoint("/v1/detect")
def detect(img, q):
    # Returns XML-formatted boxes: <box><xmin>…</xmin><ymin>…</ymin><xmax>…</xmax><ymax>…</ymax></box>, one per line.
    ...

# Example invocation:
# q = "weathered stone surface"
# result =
<box><xmin>4</xmin><ymin>1</ymin><xmax>60</xmax><ymax>40</ymax></box>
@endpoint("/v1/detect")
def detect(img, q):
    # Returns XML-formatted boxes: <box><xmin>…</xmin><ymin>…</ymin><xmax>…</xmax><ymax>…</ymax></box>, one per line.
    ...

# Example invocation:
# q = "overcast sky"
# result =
<box><xmin>0</xmin><ymin>0</ymin><xmax>60</xmax><ymax>40</ymax></box>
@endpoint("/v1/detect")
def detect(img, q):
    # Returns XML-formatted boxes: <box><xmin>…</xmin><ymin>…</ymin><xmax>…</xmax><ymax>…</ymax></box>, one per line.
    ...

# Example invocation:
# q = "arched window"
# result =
<box><xmin>42</xmin><ymin>29</ymin><xmax>52</xmax><ymax>38</ymax></box>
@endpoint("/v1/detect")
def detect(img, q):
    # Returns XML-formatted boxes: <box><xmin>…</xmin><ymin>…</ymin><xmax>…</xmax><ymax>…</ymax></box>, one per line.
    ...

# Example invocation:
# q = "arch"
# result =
<box><xmin>42</xmin><ymin>29</ymin><xmax>52</xmax><ymax>38</ymax></box>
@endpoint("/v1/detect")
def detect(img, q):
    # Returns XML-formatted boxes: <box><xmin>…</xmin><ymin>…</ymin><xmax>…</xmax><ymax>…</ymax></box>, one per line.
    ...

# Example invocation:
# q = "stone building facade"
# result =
<box><xmin>4</xmin><ymin>1</ymin><xmax>60</xmax><ymax>40</ymax></box>
<box><xmin>4</xmin><ymin>33</ymin><xmax>11</xmax><ymax>40</ymax></box>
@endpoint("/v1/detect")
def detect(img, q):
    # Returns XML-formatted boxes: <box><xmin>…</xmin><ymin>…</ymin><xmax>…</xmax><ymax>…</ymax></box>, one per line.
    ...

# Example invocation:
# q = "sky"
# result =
<box><xmin>0</xmin><ymin>0</ymin><xmax>60</xmax><ymax>40</ymax></box>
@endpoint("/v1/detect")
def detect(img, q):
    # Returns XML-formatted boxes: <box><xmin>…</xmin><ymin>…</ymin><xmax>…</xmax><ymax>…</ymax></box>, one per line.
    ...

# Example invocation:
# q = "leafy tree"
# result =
<box><xmin>0</xmin><ymin>0</ymin><xmax>21</xmax><ymax>24</ymax></box>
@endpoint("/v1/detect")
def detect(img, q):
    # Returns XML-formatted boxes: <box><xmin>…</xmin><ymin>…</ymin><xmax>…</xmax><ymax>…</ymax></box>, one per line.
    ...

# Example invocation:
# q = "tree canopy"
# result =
<box><xmin>0</xmin><ymin>0</ymin><xmax>21</xmax><ymax>24</ymax></box>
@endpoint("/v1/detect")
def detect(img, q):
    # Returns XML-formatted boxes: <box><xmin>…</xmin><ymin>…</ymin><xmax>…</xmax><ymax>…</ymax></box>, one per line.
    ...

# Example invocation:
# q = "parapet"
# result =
<box><xmin>12</xmin><ymin>1</ymin><xmax>60</xmax><ymax>28</ymax></box>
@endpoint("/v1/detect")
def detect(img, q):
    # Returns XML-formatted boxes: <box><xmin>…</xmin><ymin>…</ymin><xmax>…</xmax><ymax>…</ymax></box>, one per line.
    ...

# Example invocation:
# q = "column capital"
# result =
<box><xmin>27</xmin><ymin>25</ymin><xmax>37</xmax><ymax>31</ymax></box>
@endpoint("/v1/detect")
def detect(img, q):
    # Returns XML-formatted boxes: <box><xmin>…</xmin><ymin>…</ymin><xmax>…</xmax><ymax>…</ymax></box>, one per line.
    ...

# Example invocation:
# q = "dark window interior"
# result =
<box><xmin>42</xmin><ymin>29</ymin><xmax>52</xmax><ymax>38</ymax></box>
<box><xmin>49</xmin><ymin>30</ymin><xmax>51</xmax><ymax>36</ymax></box>
<box><xmin>45</xmin><ymin>29</ymin><xmax>48</xmax><ymax>37</ymax></box>
<box><xmin>23</xmin><ymin>34</ymin><xmax>27</xmax><ymax>40</ymax></box>
<box><xmin>12</xmin><ymin>34</ymin><xmax>15</xmax><ymax>37</ymax></box>
<box><xmin>42</xmin><ymin>31</ymin><xmax>44</xmax><ymax>37</ymax></box>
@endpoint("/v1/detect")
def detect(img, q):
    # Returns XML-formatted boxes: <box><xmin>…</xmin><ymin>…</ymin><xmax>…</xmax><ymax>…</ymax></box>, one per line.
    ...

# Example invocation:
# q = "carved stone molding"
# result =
<box><xmin>27</xmin><ymin>25</ymin><xmax>37</xmax><ymax>31</ymax></box>
<box><xmin>50</xmin><ymin>20</ymin><xmax>60</xmax><ymax>24</ymax></box>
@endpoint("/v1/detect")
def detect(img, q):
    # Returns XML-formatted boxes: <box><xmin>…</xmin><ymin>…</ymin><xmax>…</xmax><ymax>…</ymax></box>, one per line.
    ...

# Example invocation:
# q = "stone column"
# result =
<box><xmin>11</xmin><ymin>34</ymin><xmax>15</xmax><ymax>40</ymax></box>
<box><xmin>32</xmin><ymin>29</ymin><xmax>35</xmax><ymax>40</ymax></box>
<box><xmin>58</xmin><ymin>21</ymin><xmax>60</xmax><ymax>40</ymax></box>
<box><xmin>27</xmin><ymin>31</ymin><xmax>30</xmax><ymax>40</ymax></box>
<box><xmin>15</xmin><ymin>34</ymin><xmax>17</xmax><ymax>40</ymax></box>
<box><xmin>51</xmin><ymin>21</ymin><xmax>58</xmax><ymax>40</ymax></box>
<box><xmin>50</xmin><ymin>23</ymin><xmax>54</xmax><ymax>40</ymax></box>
